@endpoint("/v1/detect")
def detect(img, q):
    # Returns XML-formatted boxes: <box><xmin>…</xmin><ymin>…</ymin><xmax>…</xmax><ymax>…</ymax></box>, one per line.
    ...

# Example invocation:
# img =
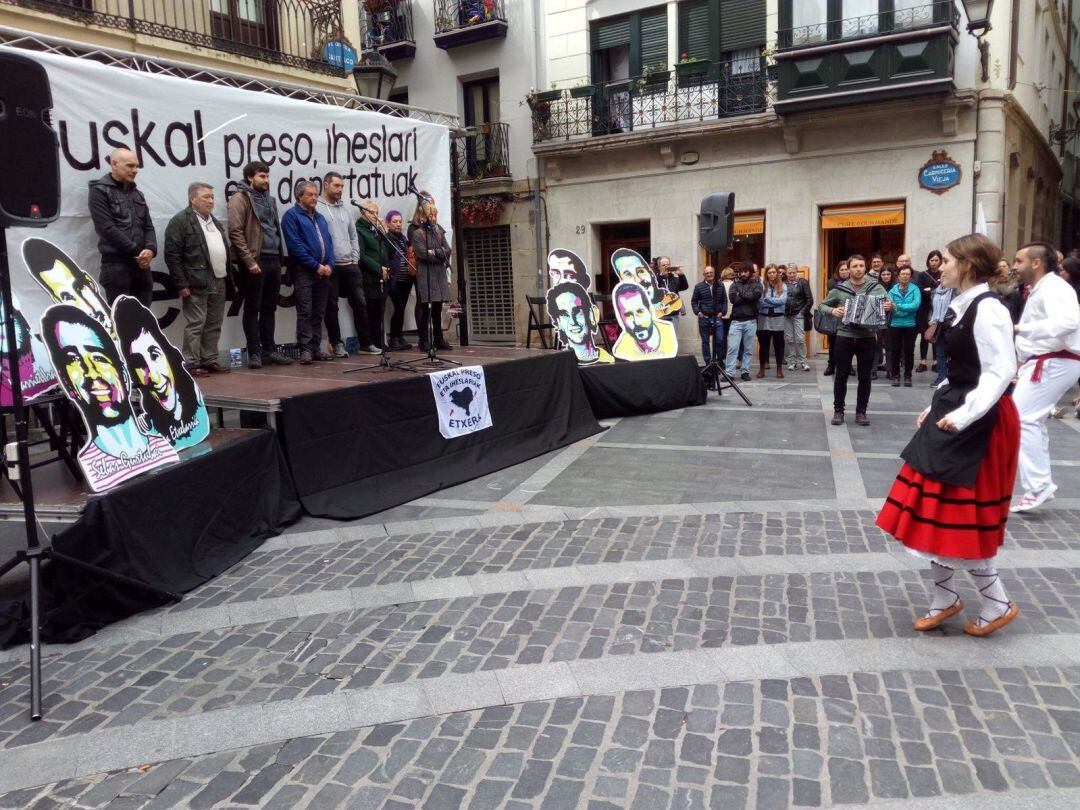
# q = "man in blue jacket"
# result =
<box><xmin>281</xmin><ymin>180</ymin><xmax>334</xmax><ymax>365</ymax></box>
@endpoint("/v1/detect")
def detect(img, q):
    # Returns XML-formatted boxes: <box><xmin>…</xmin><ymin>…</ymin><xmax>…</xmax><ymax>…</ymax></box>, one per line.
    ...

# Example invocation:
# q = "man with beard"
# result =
<box><xmin>546</xmin><ymin>281</ymin><xmax>613</xmax><ymax>364</ymax></box>
<box><xmin>724</xmin><ymin>263</ymin><xmax>762</xmax><ymax>381</ymax></box>
<box><xmin>318</xmin><ymin>172</ymin><xmax>375</xmax><ymax>357</ymax></box>
<box><xmin>228</xmin><ymin>160</ymin><xmax>294</xmax><ymax>369</ymax></box>
<box><xmin>547</xmin><ymin>249</ymin><xmax>591</xmax><ymax>290</ymax></box>
<box><xmin>612</xmin><ymin>249</ymin><xmax>661</xmax><ymax>308</ymax></box>
<box><xmin>611</xmin><ymin>282</ymin><xmax>677</xmax><ymax>360</ymax></box>
<box><xmin>1009</xmin><ymin>242</ymin><xmax>1080</xmax><ymax>512</ymax></box>
<box><xmin>40</xmin><ymin>305</ymin><xmax>177</xmax><ymax>492</ymax></box>
<box><xmin>87</xmin><ymin>148</ymin><xmax>157</xmax><ymax>306</ymax></box>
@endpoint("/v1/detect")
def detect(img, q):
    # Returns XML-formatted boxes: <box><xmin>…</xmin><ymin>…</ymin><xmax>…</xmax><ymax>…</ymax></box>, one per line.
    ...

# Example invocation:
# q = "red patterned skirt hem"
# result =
<box><xmin>876</xmin><ymin>396</ymin><xmax>1020</xmax><ymax>560</ymax></box>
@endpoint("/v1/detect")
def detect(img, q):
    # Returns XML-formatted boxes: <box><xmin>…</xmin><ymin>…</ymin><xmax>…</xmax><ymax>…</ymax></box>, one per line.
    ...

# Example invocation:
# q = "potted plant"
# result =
<box><xmin>487</xmin><ymin>162</ymin><xmax>510</xmax><ymax>178</ymax></box>
<box><xmin>675</xmin><ymin>53</ymin><xmax>709</xmax><ymax>87</ymax></box>
<box><xmin>635</xmin><ymin>64</ymin><xmax>670</xmax><ymax>94</ymax></box>
<box><xmin>570</xmin><ymin>81</ymin><xmax>594</xmax><ymax>99</ymax></box>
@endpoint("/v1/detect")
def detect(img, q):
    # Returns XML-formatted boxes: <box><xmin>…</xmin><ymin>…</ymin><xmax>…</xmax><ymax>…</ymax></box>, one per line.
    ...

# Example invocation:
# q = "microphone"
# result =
<box><xmin>350</xmin><ymin>199</ymin><xmax>364</xmax><ymax>209</ymax></box>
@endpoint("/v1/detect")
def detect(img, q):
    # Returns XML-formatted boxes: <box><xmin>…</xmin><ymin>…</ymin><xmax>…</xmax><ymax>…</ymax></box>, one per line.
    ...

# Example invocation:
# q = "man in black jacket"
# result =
<box><xmin>690</xmin><ymin>265</ymin><xmax>728</xmax><ymax>365</ymax></box>
<box><xmin>724</xmin><ymin>263</ymin><xmax>762</xmax><ymax>381</ymax></box>
<box><xmin>783</xmin><ymin>264</ymin><xmax>814</xmax><ymax>371</ymax></box>
<box><xmin>164</xmin><ymin>182</ymin><xmax>231</xmax><ymax>377</ymax></box>
<box><xmin>87</xmin><ymin>148</ymin><xmax>157</xmax><ymax>306</ymax></box>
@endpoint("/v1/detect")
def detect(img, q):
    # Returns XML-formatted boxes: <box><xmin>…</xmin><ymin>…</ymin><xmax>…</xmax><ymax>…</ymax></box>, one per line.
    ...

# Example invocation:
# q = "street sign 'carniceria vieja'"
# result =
<box><xmin>918</xmin><ymin>150</ymin><xmax>961</xmax><ymax>194</ymax></box>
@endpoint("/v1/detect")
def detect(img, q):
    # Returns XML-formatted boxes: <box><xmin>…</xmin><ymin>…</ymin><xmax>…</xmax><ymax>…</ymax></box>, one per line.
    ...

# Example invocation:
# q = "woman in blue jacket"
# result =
<box><xmin>757</xmin><ymin>264</ymin><xmax>788</xmax><ymax>378</ymax></box>
<box><xmin>886</xmin><ymin>266</ymin><xmax>922</xmax><ymax>386</ymax></box>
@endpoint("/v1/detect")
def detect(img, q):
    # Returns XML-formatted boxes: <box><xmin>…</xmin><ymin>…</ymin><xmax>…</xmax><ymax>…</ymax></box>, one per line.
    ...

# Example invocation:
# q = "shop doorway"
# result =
<box><xmin>597</xmin><ymin>221</ymin><xmax>650</xmax><ymax>318</ymax></box>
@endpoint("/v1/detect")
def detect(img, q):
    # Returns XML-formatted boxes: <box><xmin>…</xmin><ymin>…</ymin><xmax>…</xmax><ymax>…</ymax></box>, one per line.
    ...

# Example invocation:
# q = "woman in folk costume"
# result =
<box><xmin>876</xmin><ymin>234</ymin><xmax>1020</xmax><ymax>637</ymax></box>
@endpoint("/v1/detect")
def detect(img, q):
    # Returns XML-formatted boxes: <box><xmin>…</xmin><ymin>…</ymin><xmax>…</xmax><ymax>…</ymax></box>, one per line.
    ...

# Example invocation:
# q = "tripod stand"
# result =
<box><xmin>700</xmin><ymin>323</ymin><xmax>752</xmax><ymax>406</ymax></box>
<box><xmin>0</xmin><ymin>226</ymin><xmax>181</xmax><ymax>721</ymax></box>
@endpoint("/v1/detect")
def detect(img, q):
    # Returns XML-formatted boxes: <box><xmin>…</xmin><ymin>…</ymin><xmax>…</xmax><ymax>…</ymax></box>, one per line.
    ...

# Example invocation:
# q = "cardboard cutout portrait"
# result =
<box><xmin>611</xmin><ymin>281</ymin><xmax>679</xmax><ymax>361</ymax></box>
<box><xmin>40</xmin><ymin>305</ymin><xmax>177</xmax><ymax>492</ymax></box>
<box><xmin>113</xmin><ymin>296</ymin><xmax>210</xmax><ymax>450</ymax></box>
<box><xmin>547</xmin><ymin>249</ymin><xmax>591</xmax><ymax>290</ymax></box>
<box><xmin>0</xmin><ymin>290</ymin><xmax>58</xmax><ymax>406</ymax></box>
<box><xmin>546</xmin><ymin>281</ymin><xmax>613</xmax><ymax>365</ymax></box>
<box><xmin>610</xmin><ymin>247</ymin><xmax>682</xmax><ymax>318</ymax></box>
<box><xmin>22</xmin><ymin>238</ymin><xmax>114</xmax><ymax>335</ymax></box>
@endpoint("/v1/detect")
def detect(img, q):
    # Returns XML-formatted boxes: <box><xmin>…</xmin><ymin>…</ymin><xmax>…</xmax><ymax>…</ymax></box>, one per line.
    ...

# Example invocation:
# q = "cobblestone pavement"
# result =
<box><xmin>1</xmin><ymin>364</ymin><xmax>1079</xmax><ymax>808</ymax></box>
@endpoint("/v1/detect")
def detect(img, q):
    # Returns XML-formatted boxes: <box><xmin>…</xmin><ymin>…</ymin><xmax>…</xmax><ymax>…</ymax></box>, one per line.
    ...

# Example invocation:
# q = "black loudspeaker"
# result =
<box><xmin>0</xmin><ymin>52</ymin><xmax>60</xmax><ymax>227</ymax></box>
<box><xmin>698</xmin><ymin>192</ymin><xmax>734</xmax><ymax>252</ymax></box>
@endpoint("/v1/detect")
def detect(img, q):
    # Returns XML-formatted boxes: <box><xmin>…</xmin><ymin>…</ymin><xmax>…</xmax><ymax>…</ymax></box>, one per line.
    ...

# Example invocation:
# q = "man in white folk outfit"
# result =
<box><xmin>1010</xmin><ymin>242</ymin><xmax>1080</xmax><ymax>512</ymax></box>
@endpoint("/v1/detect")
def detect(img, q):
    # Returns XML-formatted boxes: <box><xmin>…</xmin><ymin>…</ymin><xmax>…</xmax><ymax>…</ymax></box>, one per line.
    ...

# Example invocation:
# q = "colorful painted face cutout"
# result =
<box><xmin>112</xmin><ymin>295</ymin><xmax>210</xmax><ymax>450</ymax></box>
<box><xmin>610</xmin><ymin>280</ymin><xmax>678</xmax><ymax>361</ymax></box>
<box><xmin>0</xmin><ymin>289</ymin><xmax>58</xmax><ymax>406</ymax></box>
<box><xmin>23</xmin><ymin>238</ymin><xmax>114</xmax><ymax>335</ymax></box>
<box><xmin>546</xmin><ymin>278</ymin><xmax>613</xmax><ymax>365</ymax></box>
<box><xmin>40</xmin><ymin>304</ymin><xmax>177</xmax><ymax>492</ymax></box>
<box><xmin>611</xmin><ymin>248</ymin><xmax>659</xmax><ymax>304</ymax></box>
<box><xmin>547</xmin><ymin>249</ymin><xmax>591</xmax><ymax>290</ymax></box>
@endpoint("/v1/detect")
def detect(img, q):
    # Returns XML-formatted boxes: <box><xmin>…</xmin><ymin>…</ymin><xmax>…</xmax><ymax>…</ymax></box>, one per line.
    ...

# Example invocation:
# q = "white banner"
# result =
<box><xmin>429</xmin><ymin>365</ymin><xmax>493</xmax><ymax>439</ymax></box>
<box><xmin>1</xmin><ymin>47</ymin><xmax>451</xmax><ymax>350</ymax></box>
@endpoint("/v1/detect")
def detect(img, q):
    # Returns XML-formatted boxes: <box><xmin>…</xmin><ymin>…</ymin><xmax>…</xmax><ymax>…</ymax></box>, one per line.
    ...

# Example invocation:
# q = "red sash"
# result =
<box><xmin>1029</xmin><ymin>350</ymin><xmax>1080</xmax><ymax>382</ymax></box>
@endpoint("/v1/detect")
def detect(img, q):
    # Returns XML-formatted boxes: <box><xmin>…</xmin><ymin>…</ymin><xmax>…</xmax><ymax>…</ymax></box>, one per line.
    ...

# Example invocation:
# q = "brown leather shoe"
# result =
<box><xmin>963</xmin><ymin>603</ymin><xmax>1019</xmax><ymax>637</ymax></box>
<box><xmin>189</xmin><ymin>367</ymin><xmax>210</xmax><ymax>378</ymax></box>
<box><xmin>913</xmin><ymin>600</ymin><xmax>963</xmax><ymax>631</ymax></box>
<box><xmin>776</xmin><ymin>367</ymin><xmax>784</xmax><ymax>379</ymax></box>
<box><xmin>203</xmin><ymin>362</ymin><xmax>231</xmax><ymax>374</ymax></box>
<box><xmin>755</xmin><ymin>368</ymin><xmax>765</xmax><ymax>379</ymax></box>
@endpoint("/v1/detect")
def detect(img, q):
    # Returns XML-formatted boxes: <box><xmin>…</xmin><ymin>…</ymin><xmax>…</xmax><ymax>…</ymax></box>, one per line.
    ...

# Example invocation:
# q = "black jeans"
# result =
<box><xmin>418</xmin><ymin>301</ymin><xmax>444</xmax><ymax>347</ymax></box>
<box><xmin>241</xmin><ymin>256</ymin><xmax>282</xmax><ymax>356</ymax></box>
<box><xmin>100</xmin><ymin>260</ymin><xmax>153</xmax><ymax>307</ymax></box>
<box><xmin>888</xmin><ymin>326</ymin><xmax>917</xmax><ymax>379</ymax></box>
<box><xmin>758</xmin><ymin>329</ymin><xmax>785</xmax><ymax>368</ymax></box>
<box><xmin>366</xmin><ymin>292</ymin><xmax>385</xmax><ymax>349</ymax></box>
<box><xmin>388</xmin><ymin>278</ymin><xmax>413</xmax><ymax>339</ymax></box>
<box><xmin>324</xmin><ymin>264</ymin><xmax>368</xmax><ymax>348</ymax></box>
<box><xmin>833</xmin><ymin>335</ymin><xmax>876</xmax><ymax>414</ymax></box>
<box><xmin>293</xmin><ymin>269</ymin><xmax>330</xmax><ymax>353</ymax></box>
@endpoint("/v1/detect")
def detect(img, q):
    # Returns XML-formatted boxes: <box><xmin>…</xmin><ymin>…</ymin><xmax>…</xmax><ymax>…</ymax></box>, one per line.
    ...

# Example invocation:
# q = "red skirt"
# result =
<box><xmin>876</xmin><ymin>396</ymin><xmax>1020</xmax><ymax>559</ymax></box>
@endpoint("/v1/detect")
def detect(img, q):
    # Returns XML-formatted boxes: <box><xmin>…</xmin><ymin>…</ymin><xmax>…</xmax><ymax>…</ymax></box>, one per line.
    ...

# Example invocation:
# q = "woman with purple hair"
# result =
<box><xmin>384</xmin><ymin>209</ymin><xmax>414</xmax><ymax>350</ymax></box>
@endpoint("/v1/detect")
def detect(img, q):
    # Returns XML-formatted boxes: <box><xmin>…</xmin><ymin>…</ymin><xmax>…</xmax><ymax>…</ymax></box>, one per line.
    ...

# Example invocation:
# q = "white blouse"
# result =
<box><xmin>939</xmin><ymin>283</ymin><xmax>1017</xmax><ymax>432</ymax></box>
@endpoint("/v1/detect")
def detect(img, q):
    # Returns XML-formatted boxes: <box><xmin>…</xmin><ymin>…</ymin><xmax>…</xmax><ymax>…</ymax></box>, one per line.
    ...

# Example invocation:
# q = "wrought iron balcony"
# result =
<box><xmin>360</xmin><ymin>0</ymin><xmax>415</xmax><ymax>61</ymax></box>
<box><xmin>530</xmin><ymin>59</ymin><xmax>769</xmax><ymax>145</ymax></box>
<box><xmin>453</xmin><ymin>122</ymin><xmax>511</xmax><ymax>183</ymax></box>
<box><xmin>775</xmin><ymin>1</ymin><xmax>959</xmax><ymax>114</ymax></box>
<box><xmin>2</xmin><ymin>0</ymin><xmax>349</xmax><ymax>76</ymax></box>
<box><xmin>432</xmin><ymin>0</ymin><xmax>507</xmax><ymax>50</ymax></box>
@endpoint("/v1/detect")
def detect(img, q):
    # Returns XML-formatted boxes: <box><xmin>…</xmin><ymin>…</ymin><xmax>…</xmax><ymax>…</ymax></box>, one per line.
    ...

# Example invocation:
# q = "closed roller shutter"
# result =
<box><xmin>639</xmin><ymin>8</ymin><xmax>668</xmax><ymax>69</ymax></box>
<box><xmin>679</xmin><ymin>0</ymin><xmax>711</xmax><ymax>61</ymax></box>
<box><xmin>464</xmin><ymin>226</ymin><xmax>516</xmax><ymax>342</ymax></box>
<box><xmin>720</xmin><ymin>0</ymin><xmax>765</xmax><ymax>52</ymax></box>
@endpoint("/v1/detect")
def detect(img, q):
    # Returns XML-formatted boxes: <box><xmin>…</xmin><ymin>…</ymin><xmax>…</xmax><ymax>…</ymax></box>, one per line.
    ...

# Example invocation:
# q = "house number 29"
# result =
<box><xmin>575</xmin><ymin>226</ymin><xmax>586</xmax><ymax>234</ymax></box>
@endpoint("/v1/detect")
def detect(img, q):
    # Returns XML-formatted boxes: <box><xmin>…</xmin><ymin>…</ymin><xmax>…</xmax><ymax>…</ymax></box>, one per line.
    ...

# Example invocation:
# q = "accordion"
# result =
<box><xmin>842</xmin><ymin>294</ymin><xmax>887</xmax><ymax>330</ymax></box>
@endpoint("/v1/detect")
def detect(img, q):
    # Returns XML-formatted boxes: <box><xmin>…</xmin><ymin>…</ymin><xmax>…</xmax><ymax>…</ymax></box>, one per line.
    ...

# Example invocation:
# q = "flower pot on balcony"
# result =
<box><xmin>534</xmin><ymin>89</ymin><xmax>562</xmax><ymax>104</ymax></box>
<box><xmin>676</xmin><ymin>61</ymin><xmax>710</xmax><ymax>87</ymax></box>
<box><xmin>488</xmin><ymin>165</ymin><xmax>509</xmax><ymax>178</ymax></box>
<box><xmin>570</xmin><ymin>84</ymin><xmax>595</xmax><ymax>99</ymax></box>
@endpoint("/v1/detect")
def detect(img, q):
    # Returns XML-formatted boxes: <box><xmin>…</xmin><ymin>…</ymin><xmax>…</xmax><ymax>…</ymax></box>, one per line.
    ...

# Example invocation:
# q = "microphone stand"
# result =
<box><xmin>343</xmin><ymin>203</ymin><xmax>415</xmax><ymax>375</ymax></box>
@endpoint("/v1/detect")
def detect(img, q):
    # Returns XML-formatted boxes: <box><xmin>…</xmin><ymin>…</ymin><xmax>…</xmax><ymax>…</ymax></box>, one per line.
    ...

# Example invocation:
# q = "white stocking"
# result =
<box><xmin>927</xmin><ymin>561</ymin><xmax>959</xmax><ymax>615</ymax></box>
<box><xmin>968</xmin><ymin>567</ymin><xmax>1011</xmax><ymax>626</ymax></box>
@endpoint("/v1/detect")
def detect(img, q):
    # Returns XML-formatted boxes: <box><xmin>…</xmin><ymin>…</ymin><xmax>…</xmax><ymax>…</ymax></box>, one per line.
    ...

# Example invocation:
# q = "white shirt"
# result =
<box><xmin>1014</xmin><ymin>271</ymin><xmax>1080</xmax><ymax>361</ymax></box>
<box><xmin>197</xmin><ymin>212</ymin><xmax>229</xmax><ymax>279</ymax></box>
<box><xmin>940</xmin><ymin>282</ymin><xmax>1017</xmax><ymax>431</ymax></box>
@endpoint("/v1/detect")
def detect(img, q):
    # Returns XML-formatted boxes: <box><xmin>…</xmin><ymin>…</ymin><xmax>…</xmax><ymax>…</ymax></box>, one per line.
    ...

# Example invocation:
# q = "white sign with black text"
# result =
<box><xmin>429</xmin><ymin>365</ymin><xmax>493</xmax><ymax>440</ymax></box>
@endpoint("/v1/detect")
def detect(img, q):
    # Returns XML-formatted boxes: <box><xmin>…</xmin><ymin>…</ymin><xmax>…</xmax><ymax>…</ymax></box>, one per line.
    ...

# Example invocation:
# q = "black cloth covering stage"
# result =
<box><xmin>1</xmin><ymin>429</ymin><xmax>300</xmax><ymax>645</ymax></box>
<box><xmin>578</xmin><ymin>355</ymin><xmax>708</xmax><ymax>419</ymax></box>
<box><xmin>280</xmin><ymin>351</ymin><xmax>603</xmax><ymax>519</ymax></box>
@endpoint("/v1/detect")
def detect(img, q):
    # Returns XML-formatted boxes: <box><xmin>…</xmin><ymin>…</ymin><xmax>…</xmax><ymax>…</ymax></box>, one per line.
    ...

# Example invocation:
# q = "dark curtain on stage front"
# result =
<box><xmin>578</xmin><ymin>355</ymin><xmax>708</xmax><ymax>419</ymax></box>
<box><xmin>280</xmin><ymin>351</ymin><xmax>603</xmax><ymax>518</ymax></box>
<box><xmin>1</xmin><ymin>429</ymin><xmax>301</xmax><ymax>645</ymax></box>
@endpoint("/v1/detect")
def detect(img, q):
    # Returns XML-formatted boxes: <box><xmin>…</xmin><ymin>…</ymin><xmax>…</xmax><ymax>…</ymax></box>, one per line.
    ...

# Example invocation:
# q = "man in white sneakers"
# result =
<box><xmin>1010</xmin><ymin>242</ymin><xmax>1080</xmax><ymax>512</ymax></box>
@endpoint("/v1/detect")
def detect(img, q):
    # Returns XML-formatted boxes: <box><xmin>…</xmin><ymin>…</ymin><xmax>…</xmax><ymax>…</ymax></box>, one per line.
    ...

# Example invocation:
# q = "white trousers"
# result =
<box><xmin>1013</xmin><ymin>356</ymin><xmax>1080</xmax><ymax>493</ymax></box>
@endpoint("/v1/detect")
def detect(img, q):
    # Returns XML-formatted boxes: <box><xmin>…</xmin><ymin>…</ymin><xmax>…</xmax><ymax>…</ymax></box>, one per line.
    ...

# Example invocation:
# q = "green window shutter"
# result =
<box><xmin>639</xmin><ymin>8</ymin><xmax>668</xmax><ymax>69</ymax></box>
<box><xmin>720</xmin><ymin>0</ymin><xmax>765</xmax><ymax>52</ymax></box>
<box><xmin>592</xmin><ymin>16</ymin><xmax>631</xmax><ymax>50</ymax></box>
<box><xmin>679</xmin><ymin>0</ymin><xmax>711</xmax><ymax>61</ymax></box>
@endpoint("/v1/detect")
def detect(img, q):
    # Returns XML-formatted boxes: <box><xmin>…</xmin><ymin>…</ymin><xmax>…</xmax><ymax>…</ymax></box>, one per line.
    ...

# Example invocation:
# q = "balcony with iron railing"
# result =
<box><xmin>359</xmin><ymin>0</ymin><xmax>414</xmax><ymax>60</ymax></box>
<box><xmin>452</xmin><ymin>121</ymin><xmax>511</xmax><ymax>184</ymax></box>
<box><xmin>775</xmin><ymin>1</ymin><xmax>960</xmax><ymax>114</ymax></box>
<box><xmin>530</xmin><ymin>58</ymin><xmax>770</xmax><ymax>145</ymax></box>
<box><xmin>2</xmin><ymin>0</ymin><xmax>350</xmax><ymax>76</ymax></box>
<box><xmin>432</xmin><ymin>0</ymin><xmax>506</xmax><ymax>50</ymax></box>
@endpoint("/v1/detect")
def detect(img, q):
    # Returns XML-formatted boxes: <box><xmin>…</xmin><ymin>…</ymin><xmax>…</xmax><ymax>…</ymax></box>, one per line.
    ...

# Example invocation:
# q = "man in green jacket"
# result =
<box><xmin>164</xmin><ymin>182</ymin><xmax>231</xmax><ymax>376</ymax></box>
<box><xmin>818</xmin><ymin>253</ymin><xmax>892</xmax><ymax>425</ymax></box>
<box><xmin>356</xmin><ymin>200</ymin><xmax>390</xmax><ymax>350</ymax></box>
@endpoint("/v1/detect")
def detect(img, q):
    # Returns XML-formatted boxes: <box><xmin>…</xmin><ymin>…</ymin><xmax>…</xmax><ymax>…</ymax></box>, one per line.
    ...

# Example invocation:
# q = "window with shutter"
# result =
<box><xmin>678</xmin><ymin>0</ymin><xmax>711</xmax><ymax>62</ymax></box>
<box><xmin>719</xmin><ymin>0</ymin><xmax>765</xmax><ymax>53</ymax></box>
<box><xmin>639</xmin><ymin>8</ymin><xmax>668</xmax><ymax>70</ymax></box>
<box><xmin>592</xmin><ymin>16</ymin><xmax>631</xmax><ymax>51</ymax></box>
